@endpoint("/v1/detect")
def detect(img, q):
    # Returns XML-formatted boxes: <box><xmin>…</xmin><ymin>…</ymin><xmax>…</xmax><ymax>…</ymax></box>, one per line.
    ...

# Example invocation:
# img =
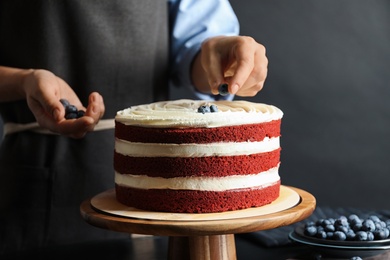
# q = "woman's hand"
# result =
<box><xmin>192</xmin><ymin>35</ymin><xmax>268</xmax><ymax>97</ymax></box>
<box><xmin>22</xmin><ymin>69</ymin><xmax>105</xmax><ymax>138</ymax></box>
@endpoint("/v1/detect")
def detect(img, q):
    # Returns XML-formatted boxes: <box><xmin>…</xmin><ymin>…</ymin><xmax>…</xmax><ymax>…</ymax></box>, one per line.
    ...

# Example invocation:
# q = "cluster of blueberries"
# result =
<box><xmin>304</xmin><ymin>214</ymin><xmax>390</xmax><ymax>242</ymax></box>
<box><xmin>60</xmin><ymin>99</ymin><xmax>86</xmax><ymax>119</ymax></box>
<box><xmin>197</xmin><ymin>104</ymin><xmax>219</xmax><ymax>114</ymax></box>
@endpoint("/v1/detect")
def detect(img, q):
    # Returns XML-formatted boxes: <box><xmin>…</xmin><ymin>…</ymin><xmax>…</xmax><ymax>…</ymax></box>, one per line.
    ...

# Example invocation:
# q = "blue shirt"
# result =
<box><xmin>169</xmin><ymin>0</ymin><xmax>239</xmax><ymax>100</ymax></box>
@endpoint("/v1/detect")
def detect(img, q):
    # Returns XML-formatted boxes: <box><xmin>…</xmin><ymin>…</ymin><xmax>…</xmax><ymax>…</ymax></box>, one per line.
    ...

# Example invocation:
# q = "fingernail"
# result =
<box><xmin>218</xmin><ymin>83</ymin><xmax>229</xmax><ymax>96</ymax></box>
<box><xmin>231</xmin><ymin>84</ymin><xmax>239</xmax><ymax>94</ymax></box>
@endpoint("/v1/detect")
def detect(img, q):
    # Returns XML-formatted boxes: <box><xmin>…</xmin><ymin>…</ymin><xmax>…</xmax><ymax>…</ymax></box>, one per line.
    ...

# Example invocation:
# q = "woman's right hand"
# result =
<box><xmin>23</xmin><ymin>69</ymin><xmax>105</xmax><ymax>138</ymax></box>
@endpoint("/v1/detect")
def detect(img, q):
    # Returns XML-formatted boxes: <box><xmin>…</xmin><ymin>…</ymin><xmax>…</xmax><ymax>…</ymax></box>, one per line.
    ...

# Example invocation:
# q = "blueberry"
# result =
<box><xmin>348</xmin><ymin>214</ymin><xmax>360</xmax><ymax>222</ymax></box>
<box><xmin>383</xmin><ymin>227</ymin><xmax>390</xmax><ymax>238</ymax></box>
<box><xmin>352</xmin><ymin>223</ymin><xmax>363</xmax><ymax>232</ymax></box>
<box><xmin>355</xmin><ymin>231</ymin><xmax>368</xmax><ymax>241</ymax></box>
<box><xmin>218</xmin><ymin>83</ymin><xmax>229</xmax><ymax>96</ymax></box>
<box><xmin>305</xmin><ymin>221</ymin><xmax>316</xmax><ymax>227</ymax></box>
<box><xmin>77</xmin><ymin>110</ymin><xmax>85</xmax><ymax>118</ymax></box>
<box><xmin>349</xmin><ymin>214</ymin><xmax>362</xmax><ymax>226</ymax></box>
<box><xmin>339</xmin><ymin>215</ymin><xmax>349</xmax><ymax>222</ymax></box>
<box><xmin>346</xmin><ymin>229</ymin><xmax>356</xmax><ymax>240</ymax></box>
<box><xmin>197</xmin><ymin>105</ymin><xmax>210</xmax><ymax>114</ymax></box>
<box><xmin>316</xmin><ymin>230</ymin><xmax>327</xmax><ymax>239</ymax></box>
<box><xmin>326</xmin><ymin>232</ymin><xmax>334</xmax><ymax>239</ymax></box>
<box><xmin>316</xmin><ymin>219</ymin><xmax>326</xmax><ymax>226</ymax></box>
<box><xmin>65</xmin><ymin>112</ymin><xmax>78</xmax><ymax>119</ymax></box>
<box><xmin>304</xmin><ymin>226</ymin><xmax>317</xmax><ymax>236</ymax></box>
<box><xmin>322</xmin><ymin>219</ymin><xmax>332</xmax><ymax>227</ymax></box>
<box><xmin>324</xmin><ymin>224</ymin><xmax>335</xmax><ymax>232</ymax></box>
<box><xmin>210</xmin><ymin>104</ymin><xmax>218</xmax><ymax>112</ymax></box>
<box><xmin>335</xmin><ymin>218</ymin><xmax>349</xmax><ymax>227</ymax></box>
<box><xmin>362</xmin><ymin>219</ymin><xmax>376</xmax><ymax>232</ymax></box>
<box><xmin>336</xmin><ymin>225</ymin><xmax>349</xmax><ymax>234</ymax></box>
<box><xmin>367</xmin><ymin>231</ymin><xmax>375</xmax><ymax>241</ymax></box>
<box><xmin>65</xmin><ymin>104</ymin><xmax>78</xmax><ymax>114</ymax></box>
<box><xmin>60</xmin><ymin>99</ymin><xmax>70</xmax><ymax>107</ymax></box>
<box><xmin>369</xmin><ymin>215</ymin><xmax>381</xmax><ymax>223</ymax></box>
<box><xmin>374</xmin><ymin>229</ymin><xmax>389</xmax><ymax>240</ymax></box>
<box><xmin>333</xmin><ymin>231</ymin><xmax>347</xmax><ymax>241</ymax></box>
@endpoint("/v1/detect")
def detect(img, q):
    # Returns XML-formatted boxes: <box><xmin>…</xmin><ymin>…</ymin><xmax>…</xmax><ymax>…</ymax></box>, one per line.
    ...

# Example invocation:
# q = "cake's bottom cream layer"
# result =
<box><xmin>115</xmin><ymin>181</ymin><xmax>280</xmax><ymax>213</ymax></box>
<box><xmin>115</xmin><ymin>166</ymin><xmax>280</xmax><ymax>191</ymax></box>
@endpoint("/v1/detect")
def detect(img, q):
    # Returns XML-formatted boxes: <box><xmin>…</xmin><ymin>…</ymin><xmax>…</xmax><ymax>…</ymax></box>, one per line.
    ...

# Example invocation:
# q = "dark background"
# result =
<box><xmin>1</xmin><ymin>1</ymin><xmax>389</xmax><ymax>210</ymax></box>
<box><xmin>228</xmin><ymin>0</ymin><xmax>390</xmax><ymax>210</ymax></box>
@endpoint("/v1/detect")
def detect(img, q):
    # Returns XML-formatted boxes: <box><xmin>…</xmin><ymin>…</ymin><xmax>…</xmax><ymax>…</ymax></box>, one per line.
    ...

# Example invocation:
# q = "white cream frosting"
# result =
<box><xmin>115</xmin><ymin>166</ymin><xmax>280</xmax><ymax>191</ymax></box>
<box><xmin>115</xmin><ymin>137</ymin><xmax>280</xmax><ymax>157</ymax></box>
<box><xmin>115</xmin><ymin>99</ymin><xmax>283</xmax><ymax>128</ymax></box>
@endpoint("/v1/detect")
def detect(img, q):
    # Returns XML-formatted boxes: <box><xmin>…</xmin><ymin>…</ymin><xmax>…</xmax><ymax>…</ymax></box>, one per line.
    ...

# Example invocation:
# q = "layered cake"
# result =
<box><xmin>114</xmin><ymin>99</ymin><xmax>283</xmax><ymax>213</ymax></box>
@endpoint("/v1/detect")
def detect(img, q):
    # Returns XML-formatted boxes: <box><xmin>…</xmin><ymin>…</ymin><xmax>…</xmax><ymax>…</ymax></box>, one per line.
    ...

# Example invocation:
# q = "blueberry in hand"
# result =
<box><xmin>65</xmin><ymin>112</ymin><xmax>78</xmax><ymax>119</ymax></box>
<box><xmin>60</xmin><ymin>99</ymin><xmax>70</xmax><ymax>107</ymax></box>
<box><xmin>65</xmin><ymin>104</ymin><xmax>78</xmax><ymax>114</ymax></box>
<box><xmin>218</xmin><ymin>83</ymin><xmax>229</xmax><ymax>96</ymax></box>
<box><xmin>60</xmin><ymin>99</ymin><xmax>85</xmax><ymax>119</ymax></box>
<box><xmin>77</xmin><ymin>110</ymin><xmax>85</xmax><ymax>118</ymax></box>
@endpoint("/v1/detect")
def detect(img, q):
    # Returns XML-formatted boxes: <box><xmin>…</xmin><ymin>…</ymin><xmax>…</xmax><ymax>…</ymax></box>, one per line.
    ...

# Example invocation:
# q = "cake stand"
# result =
<box><xmin>80</xmin><ymin>186</ymin><xmax>315</xmax><ymax>260</ymax></box>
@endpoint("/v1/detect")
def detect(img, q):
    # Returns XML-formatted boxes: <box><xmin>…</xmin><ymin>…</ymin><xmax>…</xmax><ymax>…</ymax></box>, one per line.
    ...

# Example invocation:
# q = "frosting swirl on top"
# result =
<box><xmin>115</xmin><ymin>99</ymin><xmax>283</xmax><ymax>128</ymax></box>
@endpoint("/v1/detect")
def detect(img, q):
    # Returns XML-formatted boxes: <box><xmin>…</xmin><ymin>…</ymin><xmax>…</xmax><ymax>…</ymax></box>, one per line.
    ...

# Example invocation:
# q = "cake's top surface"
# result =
<box><xmin>115</xmin><ymin>99</ymin><xmax>283</xmax><ymax>128</ymax></box>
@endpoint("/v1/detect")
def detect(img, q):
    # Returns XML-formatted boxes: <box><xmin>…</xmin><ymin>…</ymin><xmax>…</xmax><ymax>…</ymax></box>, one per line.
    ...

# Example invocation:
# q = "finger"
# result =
<box><xmin>201</xmin><ymin>40</ymin><xmax>225</xmax><ymax>95</ymax></box>
<box><xmin>228</xmin><ymin>45</ymin><xmax>255</xmax><ymax>95</ymax></box>
<box><xmin>235</xmin><ymin>59</ymin><xmax>268</xmax><ymax>97</ymax></box>
<box><xmin>28</xmin><ymin>97</ymin><xmax>60</xmax><ymax>130</ymax></box>
<box><xmin>31</xmin><ymin>74</ymin><xmax>67</xmax><ymax>122</ymax></box>
<box><xmin>236</xmin><ymin>81</ymin><xmax>266</xmax><ymax>97</ymax></box>
<box><xmin>85</xmin><ymin>92</ymin><xmax>105</xmax><ymax>123</ymax></box>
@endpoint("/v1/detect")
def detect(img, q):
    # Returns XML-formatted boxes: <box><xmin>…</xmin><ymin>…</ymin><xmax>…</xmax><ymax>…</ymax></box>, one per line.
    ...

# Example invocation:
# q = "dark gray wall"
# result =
<box><xmin>230</xmin><ymin>0</ymin><xmax>390</xmax><ymax>209</ymax></box>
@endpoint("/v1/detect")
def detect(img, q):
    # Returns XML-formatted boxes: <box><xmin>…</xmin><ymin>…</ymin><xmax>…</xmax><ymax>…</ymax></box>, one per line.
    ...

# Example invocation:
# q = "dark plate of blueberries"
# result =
<box><xmin>289</xmin><ymin>214</ymin><xmax>390</xmax><ymax>258</ymax></box>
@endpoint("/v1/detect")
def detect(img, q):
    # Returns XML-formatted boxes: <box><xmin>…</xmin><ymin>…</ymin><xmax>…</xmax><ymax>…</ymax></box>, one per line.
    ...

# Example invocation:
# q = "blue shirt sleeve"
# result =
<box><xmin>168</xmin><ymin>0</ymin><xmax>239</xmax><ymax>100</ymax></box>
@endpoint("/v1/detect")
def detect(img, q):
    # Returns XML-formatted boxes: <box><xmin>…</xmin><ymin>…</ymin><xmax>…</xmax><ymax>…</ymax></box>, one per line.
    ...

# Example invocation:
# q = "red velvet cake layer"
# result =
<box><xmin>115</xmin><ymin>181</ymin><xmax>281</xmax><ymax>213</ymax></box>
<box><xmin>115</xmin><ymin>119</ymin><xmax>281</xmax><ymax>144</ymax></box>
<box><xmin>114</xmin><ymin>148</ymin><xmax>280</xmax><ymax>177</ymax></box>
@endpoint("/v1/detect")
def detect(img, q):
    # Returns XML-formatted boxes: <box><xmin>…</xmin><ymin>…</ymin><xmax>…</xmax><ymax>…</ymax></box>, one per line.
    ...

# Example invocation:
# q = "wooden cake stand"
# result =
<box><xmin>80</xmin><ymin>186</ymin><xmax>316</xmax><ymax>260</ymax></box>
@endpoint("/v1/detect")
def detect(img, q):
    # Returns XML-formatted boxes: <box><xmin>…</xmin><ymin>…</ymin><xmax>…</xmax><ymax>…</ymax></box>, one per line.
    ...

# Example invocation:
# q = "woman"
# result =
<box><xmin>0</xmin><ymin>0</ymin><xmax>268</xmax><ymax>257</ymax></box>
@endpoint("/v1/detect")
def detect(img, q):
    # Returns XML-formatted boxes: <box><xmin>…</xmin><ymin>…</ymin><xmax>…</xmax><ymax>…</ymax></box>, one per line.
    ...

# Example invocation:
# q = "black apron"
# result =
<box><xmin>0</xmin><ymin>0</ymin><xmax>169</xmax><ymax>255</ymax></box>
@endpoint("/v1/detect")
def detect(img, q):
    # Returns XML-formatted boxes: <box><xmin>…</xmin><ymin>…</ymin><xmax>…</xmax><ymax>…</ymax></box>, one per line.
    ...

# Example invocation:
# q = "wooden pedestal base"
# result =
<box><xmin>168</xmin><ymin>235</ymin><xmax>236</xmax><ymax>260</ymax></box>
